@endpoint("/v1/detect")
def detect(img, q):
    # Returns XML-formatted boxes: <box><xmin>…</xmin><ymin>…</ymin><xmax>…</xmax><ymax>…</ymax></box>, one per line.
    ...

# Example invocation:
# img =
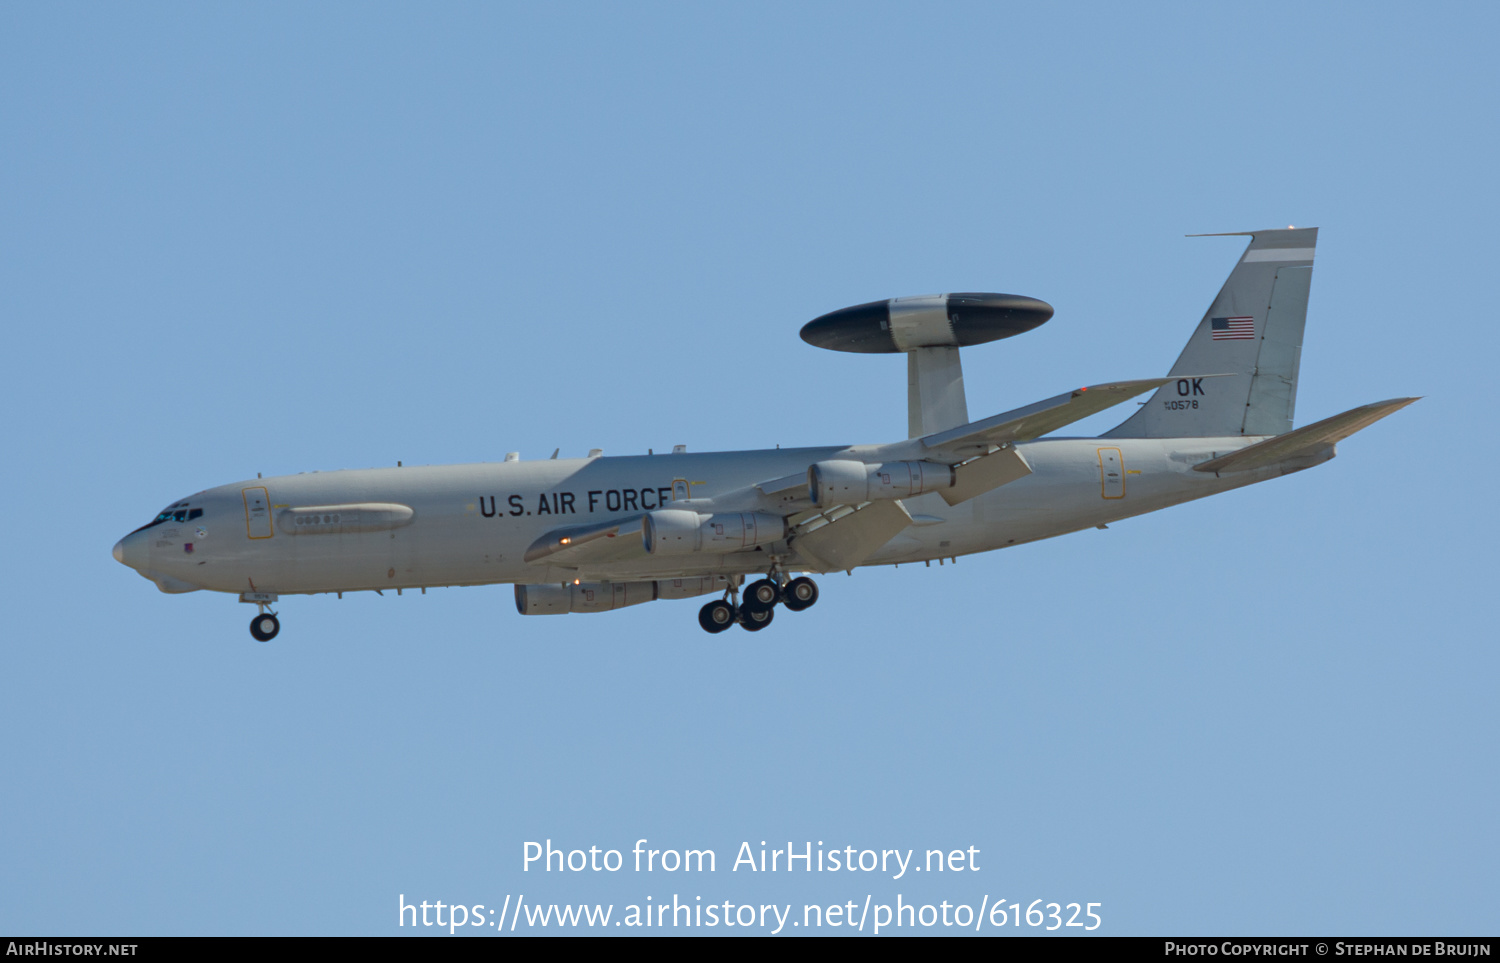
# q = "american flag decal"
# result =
<box><xmin>1211</xmin><ymin>316</ymin><xmax>1255</xmax><ymax>340</ymax></box>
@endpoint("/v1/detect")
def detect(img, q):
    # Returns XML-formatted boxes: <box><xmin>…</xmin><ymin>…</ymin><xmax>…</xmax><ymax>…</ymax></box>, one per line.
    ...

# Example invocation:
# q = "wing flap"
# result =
<box><xmin>1194</xmin><ymin>398</ymin><xmax>1418</xmax><ymax>474</ymax></box>
<box><xmin>792</xmin><ymin>500</ymin><xmax>913</xmax><ymax>573</ymax></box>
<box><xmin>940</xmin><ymin>445</ymin><xmax>1033</xmax><ymax>506</ymax></box>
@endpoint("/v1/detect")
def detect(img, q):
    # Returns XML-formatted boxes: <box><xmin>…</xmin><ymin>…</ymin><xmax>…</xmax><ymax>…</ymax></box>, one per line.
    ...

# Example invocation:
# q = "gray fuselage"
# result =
<box><xmin>113</xmin><ymin>435</ymin><xmax>1272</xmax><ymax>598</ymax></box>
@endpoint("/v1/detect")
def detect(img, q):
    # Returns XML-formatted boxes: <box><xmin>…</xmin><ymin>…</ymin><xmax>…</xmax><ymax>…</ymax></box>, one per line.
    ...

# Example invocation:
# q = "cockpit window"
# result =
<box><xmin>130</xmin><ymin>504</ymin><xmax>198</xmax><ymax>534</ymax></box>
<box><xmin>131</xmin><ymin>513</ymin><xmax>172</xmax><ymax>534</ymax></box>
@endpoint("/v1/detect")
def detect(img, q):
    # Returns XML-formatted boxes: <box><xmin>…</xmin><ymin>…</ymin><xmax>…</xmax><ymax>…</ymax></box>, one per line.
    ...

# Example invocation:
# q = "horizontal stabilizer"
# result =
<box><xmin>1194</xmin><ymin>398</ymin><xmax>1418</xmax><ymax>474</ymax></box>
<box><xmin>922</xmin><ymin>377</ymin><xmax>1182</xmax><ymax>455</ymax></box>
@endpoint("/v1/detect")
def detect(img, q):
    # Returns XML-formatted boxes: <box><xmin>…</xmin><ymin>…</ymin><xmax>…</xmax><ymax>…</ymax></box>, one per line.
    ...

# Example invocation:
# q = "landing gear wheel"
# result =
<box><xmin>745</xmin><ymin>578</ymin><xmax>781</xmax><ymax>608</ymax></box>
<box><xmin>249</xmin><ymin>613</ymin><xmax>281</xmax><ymax>642</ymax></box>
<box><xmin>740</xmin><ymin>604</ymin><xmax>774</xmax><ymax>632</ymax></box>
<box><xmin>782</xmin><ymin>577</ymin><xmax>819</xmax><ymax>612</ymax></box>
<box><xmin>699</xmin><ymin>600</ymin><xmax>735</xmax><ymax>634</ymax></box>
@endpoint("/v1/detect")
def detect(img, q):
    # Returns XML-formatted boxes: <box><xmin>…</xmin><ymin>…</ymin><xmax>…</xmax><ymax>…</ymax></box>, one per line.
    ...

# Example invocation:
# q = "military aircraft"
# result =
<box><xmin>113</xmin><ymin>228</ymin><xmax>1415</xmax><ymax>640</ymax></box>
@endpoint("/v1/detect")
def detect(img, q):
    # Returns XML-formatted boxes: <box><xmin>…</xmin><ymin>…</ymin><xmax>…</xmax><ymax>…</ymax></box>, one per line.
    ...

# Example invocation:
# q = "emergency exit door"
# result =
<box><xmin>1097</xmin><ymin>448</ymin><xmax>1125</xmax><ymax>499</ymax></box>
<box><xmin>242</xmin><ymin>487</ymin><xmax>273</xmax><ymax>538</ymax></box>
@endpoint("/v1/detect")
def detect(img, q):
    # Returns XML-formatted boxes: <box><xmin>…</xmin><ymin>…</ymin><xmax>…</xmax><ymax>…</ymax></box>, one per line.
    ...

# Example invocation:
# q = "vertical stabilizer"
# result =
<box><xmin>1104</xmin><ymin>227</ymin><xmax>1317</xmax><ymax>439</ymax></box>
<box><xmin>907</xmin><ymin>346</ymin><xmax>969</xmax><ymax>437</ymax></box>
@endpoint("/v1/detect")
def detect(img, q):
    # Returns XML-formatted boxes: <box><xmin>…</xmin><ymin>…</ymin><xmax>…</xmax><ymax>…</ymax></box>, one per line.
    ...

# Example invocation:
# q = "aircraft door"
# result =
<box><xmin>243</xmin><ymin>487</ymin><xmax>273</xmax><ymax>538</ymax></box>
<box><xmin>1097</xmin><ymin>448</ymin><xmax>1125</xmax><ymax>499</ymax></box>
<box><xmin>672</xmin><ymin>478</ymin><xmax>689</xmax><ymax>502</ymax></box>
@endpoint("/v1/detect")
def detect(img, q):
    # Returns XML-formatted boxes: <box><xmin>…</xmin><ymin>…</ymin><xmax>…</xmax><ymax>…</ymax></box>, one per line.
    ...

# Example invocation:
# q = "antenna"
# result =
<box><xmin>800</xmin><ymin>292</ymin><xmax>1053</xmax><ymax>437</ymax></box>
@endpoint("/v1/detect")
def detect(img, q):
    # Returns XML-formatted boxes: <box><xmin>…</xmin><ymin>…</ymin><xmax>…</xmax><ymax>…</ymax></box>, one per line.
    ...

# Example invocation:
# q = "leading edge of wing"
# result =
<box><xmin>523</xmin><ymin>514</ymin><xmax>646</xmax><ymax>566</ymax></box>
<box><xmin>920</xmin><ymin>376</ymin><xmax>1200</xmax><ymax>453</ymax></box>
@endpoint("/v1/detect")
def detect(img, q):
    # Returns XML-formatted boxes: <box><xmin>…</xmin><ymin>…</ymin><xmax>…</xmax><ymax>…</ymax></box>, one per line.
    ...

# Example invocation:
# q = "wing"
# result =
<box><xmin>940</xmin><ymin>445</ymin><xmax>1034</xmax><ymax>506</ymax></box>
<box><xmin>521</xmin><ymin>379</ymin><xmax>1191</xmax><ymax>575</ymax></box>
<box><xmin>522</xmin><ymin>514</ymin><xmax>647</xmax><ymax>568</ymax></box>
<box><xmin>916</xmin><ymin>377</ymin><xmax>1181</xmax><ymax>506</ymax></box>
<box><xmin>920</xmin><ymin>377</ymin><xmax>1182</xmax><ymax>456</ymax></box>
<box><xmin>790</xmin><ymin>500</ymin><xmax>913</xmax><ymax>574</ymax></box>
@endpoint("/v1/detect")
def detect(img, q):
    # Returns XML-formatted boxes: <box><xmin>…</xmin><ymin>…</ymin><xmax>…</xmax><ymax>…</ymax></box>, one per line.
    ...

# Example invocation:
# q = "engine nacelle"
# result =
<box><xmin>655</xmin><ymin>575</ymin><xmax>732</xmax><ymax>600</ymax></box>
<box><xmin>514</xmin><ymin>576</ymin><xmax>729</xmax><ymax>614</ymax></box>
<box><xmin>642</xmin><ymin>509</ymin><xmax>787</xmax><ymax>555</ymax></box>
<box><xmin>808</xmin><ymin>459</ymin><xmax>954</xmax><ymax>506</ymax></box>
<box><xmin>514</xmin><ymin>581</ymin><xmax>656</xmax><ymax>615</ymax></box>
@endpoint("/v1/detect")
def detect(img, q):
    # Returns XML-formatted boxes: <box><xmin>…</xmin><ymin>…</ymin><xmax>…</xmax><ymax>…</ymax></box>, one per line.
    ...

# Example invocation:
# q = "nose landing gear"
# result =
<box><xmin>249</xmin><ymin>612</ymin><xmax>281</xmax><ymax>642</ymax></box>
<box><xmin>241</xmin><ymin>592</ymin><xmax>281</xmax><ymax>642</ymax></box>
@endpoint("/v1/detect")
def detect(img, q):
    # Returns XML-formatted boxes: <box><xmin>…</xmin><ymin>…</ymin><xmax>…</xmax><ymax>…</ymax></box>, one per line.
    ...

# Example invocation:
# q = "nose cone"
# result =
<box><xmin>113</xmin><ymin>532</ymin><xmax>147</xmax><ymax>571</ymax></box>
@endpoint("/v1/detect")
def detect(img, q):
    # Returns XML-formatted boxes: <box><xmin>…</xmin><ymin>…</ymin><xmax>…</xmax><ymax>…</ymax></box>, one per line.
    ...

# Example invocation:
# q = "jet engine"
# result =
<box><xmin>656</xmin><ymin>575</ymin><xmax>732</xmax><ymax>599</ymax></box>
<box><xmin>514</xmin><ymin>577</ymin><xmax>728</xmax><ymax>615</ymax></box>
<box><xmin>808</xmin><ymin>459</ymin><xmax>954</xmax><ymax>507</ymax></box>
<box><xmin>642</xmin><ymin>509</ymin><xmax>786</xmax><ymax>555</ymax></box>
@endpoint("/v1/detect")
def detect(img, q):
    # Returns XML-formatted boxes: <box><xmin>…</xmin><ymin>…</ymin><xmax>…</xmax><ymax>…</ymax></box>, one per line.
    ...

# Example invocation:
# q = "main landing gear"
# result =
<box><xmin>698</xmin><ymin>599</ymin><xmax>736</xmax><ymax>633</ymax></box>
<box><xmin>782</xmin><ymin>576</ymin><xmax>819</xmax><ymax>612</ymax></box>
<box><xmin>697</xmin><ymin>574</ymin><xmax>818</xmax><ymax>634</ymax></box>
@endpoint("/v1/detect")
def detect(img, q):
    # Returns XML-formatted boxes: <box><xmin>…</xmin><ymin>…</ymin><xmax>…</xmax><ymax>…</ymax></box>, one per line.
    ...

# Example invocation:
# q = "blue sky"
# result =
<box><xmin>2</xmin><ymin>2</ymin><xmax>1496</xmax><ymax>936</ymax></box>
